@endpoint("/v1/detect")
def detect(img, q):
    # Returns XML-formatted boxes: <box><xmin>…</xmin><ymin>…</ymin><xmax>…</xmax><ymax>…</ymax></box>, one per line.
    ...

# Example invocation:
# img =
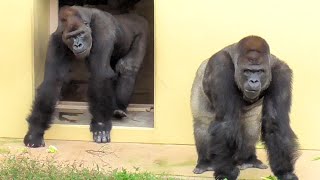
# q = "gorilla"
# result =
<box><xmin>24</xmin><ymin>6</ymin><xmax>148</xmax><ymax>147</ymax></box>
<box><xmin>191</xmin><ymin>36</ymin><xmax>299</xmax><ymax>180</ymax></box>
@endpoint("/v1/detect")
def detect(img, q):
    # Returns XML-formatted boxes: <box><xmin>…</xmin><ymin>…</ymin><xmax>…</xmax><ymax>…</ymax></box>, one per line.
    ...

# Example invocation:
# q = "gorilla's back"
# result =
<box><xmin>190</xmin><ymin>59</ymin><xmax>214</xmax><ymax>125</ymax></box>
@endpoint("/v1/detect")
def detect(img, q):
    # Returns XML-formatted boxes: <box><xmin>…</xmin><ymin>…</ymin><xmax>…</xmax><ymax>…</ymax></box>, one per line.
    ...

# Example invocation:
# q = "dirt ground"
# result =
<box><xmin>0</xmin><ymin>138</ymin><xmax>319</xmax><ymax>179</ymax></box>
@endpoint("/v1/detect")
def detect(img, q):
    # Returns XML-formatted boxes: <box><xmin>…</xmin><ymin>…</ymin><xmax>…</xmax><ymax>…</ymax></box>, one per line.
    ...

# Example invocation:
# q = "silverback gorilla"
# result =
<box><xmin>191</xmin><ymin>36</ymin><xmax>299</xmax><ymax>180</ymax></box>
<box><xmin>24</xmin><ymin>6</ymin><xmax>148</xmax><ymax>147</ymax></box>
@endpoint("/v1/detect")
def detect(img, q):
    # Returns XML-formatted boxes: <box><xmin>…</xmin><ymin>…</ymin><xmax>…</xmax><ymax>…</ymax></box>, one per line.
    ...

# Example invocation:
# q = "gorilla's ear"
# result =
<box><xmin>237</xmin><ymin>36</ymin><xmax>270</xmax><ymax>55</ymax></box>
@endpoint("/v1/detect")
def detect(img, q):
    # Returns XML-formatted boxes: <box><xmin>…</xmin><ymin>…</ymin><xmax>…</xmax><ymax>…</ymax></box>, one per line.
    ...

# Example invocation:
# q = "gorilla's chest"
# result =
<box><xmin>69</xmin><ymin>58</ymin><xmax>90</xmax><ymax>81</ymax></box>
<box><xmin>241</xmin><ymin>98</ymin><xmax>264</xmax><ymax>141</ymax></box>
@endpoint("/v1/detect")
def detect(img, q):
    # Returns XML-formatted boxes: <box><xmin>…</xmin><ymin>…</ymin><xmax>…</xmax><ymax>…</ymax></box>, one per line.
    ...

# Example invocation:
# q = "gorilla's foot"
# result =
<box><xmin>23</xmin><ymin>132</ymin><xmax>45</xmax><ymax>148</ymax></box>
<box><xmin>113</xmin><ymin>109</ymin><xmax>127</xmax><ymax>119</ymax></box>
<box><xmin>238</xmin><ymin>158</ymin><xmax>268</xmax><ymax>170</ymax></box>
<box><xmin>193</xmin><ymin>163</ymin><xmax>214</xmax><ymax>174</ymax></box>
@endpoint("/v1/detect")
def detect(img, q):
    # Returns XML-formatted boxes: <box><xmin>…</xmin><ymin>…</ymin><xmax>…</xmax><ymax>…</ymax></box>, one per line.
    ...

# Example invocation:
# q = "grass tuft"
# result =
<box><xmin>0</xmin><ymin>147</ymin><xmax>10</xmax><ymax>154</ymax></box>
<box><xmin>0</xmin><ymin>155</ymin><xmax>174</xmax><ymax>180</ymax></box>
<box><xmin>261</xmin><ymin>175</ymin><xmax>278</xmax><ymax>180</ymax></box>
<box><xmin>312</xmin><ymin>156</ymin><xmax>320</xmax><ymax>161</ymax></box>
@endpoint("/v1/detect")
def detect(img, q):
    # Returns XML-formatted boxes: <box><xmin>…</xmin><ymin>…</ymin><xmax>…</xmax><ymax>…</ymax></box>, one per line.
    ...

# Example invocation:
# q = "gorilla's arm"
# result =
<box><xmin>204</xmin><ymin>51</ymin><xmax>244</xmax><ymax>179</ymax></box>
<box><xmin>89</xmin><ymin>10</ymin><xmax>117</xmax><ymax>79</ymax></box>
<box><xmin>87</xmin><ymin>10</ymin><xmax>117</xmax><ymax>143</ymax></box>
<box><xmin>261</xmin><ymin>60</ymin><xmax>299</xmax><ymax>180</ymax></box>
<box><xmin>24</xmin><ymin>34</ymin><xmax>71</xmax><ymax>147</ymax></box>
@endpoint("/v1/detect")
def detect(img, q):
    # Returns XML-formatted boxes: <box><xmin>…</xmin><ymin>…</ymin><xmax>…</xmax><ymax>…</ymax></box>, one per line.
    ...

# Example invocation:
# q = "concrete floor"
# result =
<box><xmin>0</xmin><ymin>138</ymin><xmax>319</xmax><ymax>179</ymax></box>
<box><xmin>53</xmin><ymin>111</ymin><xmax>154</xmax><ymax>128</ymax></box>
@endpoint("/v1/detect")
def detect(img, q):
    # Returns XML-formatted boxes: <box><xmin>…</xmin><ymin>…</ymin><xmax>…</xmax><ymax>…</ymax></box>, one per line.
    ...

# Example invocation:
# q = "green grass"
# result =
<box><xmin>0</xmin><ymin>155</ymin><xmax>175</xmax><ymax>180</ymax></box>
<box><xmin>111</xmin><ymin>168</ymin><xmax>171</xmax><ymax>180</ymax></box>
<box><xmin>261</xmin><ymin>175</ymin><xmax>278</xmax><ymax>180</ymax></box>
<box><xmin>313</xmin><ymin>156</ymin><xmax>320</xmax><ymax>161</ymax></box>
<box><xmin>0</xmin><ymin>147</ymin><xmax>10</xmax><ymax>154</ymax></box>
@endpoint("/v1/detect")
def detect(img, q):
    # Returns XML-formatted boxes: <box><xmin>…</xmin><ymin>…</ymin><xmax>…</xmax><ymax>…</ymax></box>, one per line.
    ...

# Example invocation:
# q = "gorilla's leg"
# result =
<box><xmin>193</xmin><ymin>120</ymin><xmax>214</xmax><ymax>174</ymax></box>
<box><xmin>113</xmin><ymin>71</ymin><xmax>137</xmax><ymax>118</ymax></box>
<box><xmin>24</xmin><ymin>52</ymin><xmax>70</xmax><ymax>147</ymax></box>
<box><xmin>114</xmin><ymin>33</ymin><xmax>147</xmax><ymax>118</ymax></box>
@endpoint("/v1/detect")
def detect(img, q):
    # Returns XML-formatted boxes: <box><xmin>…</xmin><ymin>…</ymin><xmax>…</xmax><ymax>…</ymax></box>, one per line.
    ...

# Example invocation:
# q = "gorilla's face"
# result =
<box><xmin>62</xmin><ymin>25</ymin><xmax>92</xmax><ymax>59</ymax></box>
<box><xmin>60</xmin><ymin>7</ymin><xmax>93</xmax><ymax>59</ymax></box>
<box><xmin>235</xmin><ymin>51</ymin><xmax>272</xmax><ymax>102</ymax></box>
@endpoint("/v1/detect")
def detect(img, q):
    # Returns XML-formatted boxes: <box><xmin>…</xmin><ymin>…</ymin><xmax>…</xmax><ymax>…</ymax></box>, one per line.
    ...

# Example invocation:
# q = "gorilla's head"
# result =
<box><xmin>59</xmin><ymin>6</ymin><xmax>92</xmax><ymax>59</ymax></box>
<box><xmin>234</xmin><ymin>36</ymin><xmax>272</xmax><ymax>102</ymax></box>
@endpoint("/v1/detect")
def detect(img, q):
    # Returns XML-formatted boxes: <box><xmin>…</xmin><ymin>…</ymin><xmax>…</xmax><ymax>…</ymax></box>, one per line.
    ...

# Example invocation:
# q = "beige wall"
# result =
<box><xmin>0</xmin><ymin>1</ymin><xmax>33</xmax><ymax>138</ymax></box>
<box><xmin>154</xmin><ymin>0</ymin><xmax>320</xmax><ymax>149</ymax></box>
<box><xmin>34</xmin><ymin>0</ymin><xmax>50</xmax><ymax>87</ymax></box>
<box><xmin>0</xmin><ymin>0</ymin><xmax>319</xmax><ymax>150</ymax></box>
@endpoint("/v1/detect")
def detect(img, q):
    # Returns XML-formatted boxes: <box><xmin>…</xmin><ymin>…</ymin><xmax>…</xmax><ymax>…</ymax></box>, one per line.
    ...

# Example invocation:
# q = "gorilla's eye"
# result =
<box><xmin>243</xmin><ymin>69</ymin><xmax>251</xmax><ymax>75</ymax></box>
<box><xmin>257</xmin><ymin>69</ymin><xmax>265</xmax><ymax>73</ymax></box>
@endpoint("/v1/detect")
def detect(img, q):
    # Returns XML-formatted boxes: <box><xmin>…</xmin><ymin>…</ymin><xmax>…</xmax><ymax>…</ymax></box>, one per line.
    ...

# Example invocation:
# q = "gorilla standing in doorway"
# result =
<box><xmin>24</xmin><ymin>6</ymin><xmax>148</xmax><ymax>147</ymax></box>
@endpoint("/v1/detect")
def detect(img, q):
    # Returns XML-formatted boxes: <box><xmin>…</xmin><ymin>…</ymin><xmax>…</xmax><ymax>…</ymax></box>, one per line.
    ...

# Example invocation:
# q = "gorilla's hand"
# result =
<box><xmin>276</xmin><ymin>173</ymin><xmax>298</xmax><ymax>180</ymax></box>
<box><xmin>24</xmin><ymin>132</ymin><xmax>45</xmax><ymax>148</ymax></box>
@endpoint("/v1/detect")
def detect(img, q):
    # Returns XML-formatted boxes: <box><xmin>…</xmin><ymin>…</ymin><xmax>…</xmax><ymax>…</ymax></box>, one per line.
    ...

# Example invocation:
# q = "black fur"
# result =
<box><xmin>24</xmin><ymin>6</ymin><xmax>148</xmax><ymax>147</ymax></box>
<box><xmin>191</xmin><ymin>36</ymin><xmax>299</xmax><ymax>180</ymax></box>
<box><xmin>261</xmin><ymin>61</ymin><xmax>299</xmax><ymax>178</ymax></box>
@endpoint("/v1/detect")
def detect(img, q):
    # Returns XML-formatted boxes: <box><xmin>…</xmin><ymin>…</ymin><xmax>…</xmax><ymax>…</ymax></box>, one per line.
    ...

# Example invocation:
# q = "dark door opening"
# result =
<box><xmin>51</xmin><ymin>0</ymin><xmax>154</xmax><ymax>128</ymax></box>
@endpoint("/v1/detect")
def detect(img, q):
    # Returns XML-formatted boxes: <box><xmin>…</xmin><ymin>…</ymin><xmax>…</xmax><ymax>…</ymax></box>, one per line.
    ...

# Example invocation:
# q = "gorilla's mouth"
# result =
<box><xmin>244</xmin><ymin>89</ymin><xmax>260</xmax><ymax>100</ymax></box>
<box><xmin>245</xmin><ymin>89</ymin><xmax>258</xmax><ymax>93</ymax></box>
<box><xmin>74</xmin><ymin>48</ymin><xmax>88</xmax><ymax>55</ymax></box>
<box><xmin>74</xmin><ymin>48</ymin><xmax>90</xmax><ymax>58</ymax></box>
<box><xmin>74</xmin><ymin>42</ymin><xmax>92</xmax><ymax>58</ymax></box>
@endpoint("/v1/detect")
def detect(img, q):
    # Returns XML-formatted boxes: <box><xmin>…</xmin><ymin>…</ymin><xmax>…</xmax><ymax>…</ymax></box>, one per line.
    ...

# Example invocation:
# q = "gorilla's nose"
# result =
<box><xmin>249</xmin><ymin>79</ymin><xmax>259</xmax><ymax>84</ymax></box>
<box><xmin>73</xmin><ymin>42</ymin><xmax>83</xmax><ymax>50</ymax></box>
<box><xmin>248</xmin><ymin>79</ymin><xmax>261</xmax><ymax>91</ymax></box>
